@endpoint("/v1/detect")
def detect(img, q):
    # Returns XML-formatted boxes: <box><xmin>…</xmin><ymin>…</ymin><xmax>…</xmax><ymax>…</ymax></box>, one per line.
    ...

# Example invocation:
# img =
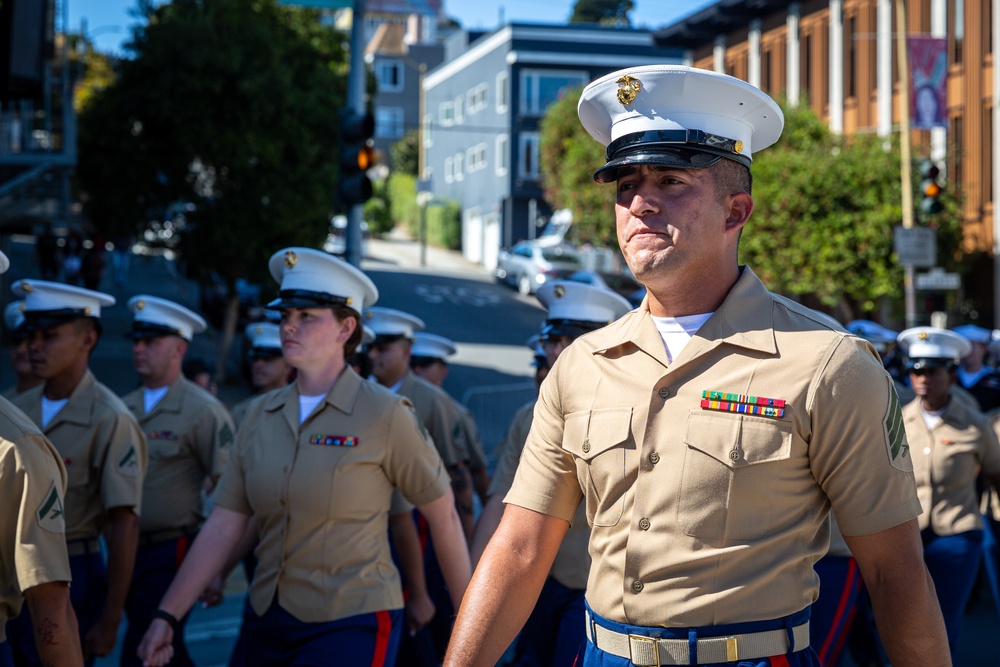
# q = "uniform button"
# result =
<box><xmin>582</xmin><ymin>439</ymin><xmax>591</xmax><ymax>453</ymax></box>
<box><xmin>639</xmin><ymin>518</ymin><xmax>651</xmax><ymax>530</ymax></box>
<box><xmin>632</xmin><ymin>580</ymin><xmax>644</xmax><ymax>593</ymax></box>
<box><xmin>729</xmin><ymin>449</ymin><xmax>740</xmax><ymax>461</ymax></box>
<box><xmin>649</xmin><ymin>452</ymin><xmax>660</xmax><ymax>464</ymax></box>
<box><xmin>658</xmin><ymin>387</ymin><xmax>670</xmax><ymax>399</ymax></box>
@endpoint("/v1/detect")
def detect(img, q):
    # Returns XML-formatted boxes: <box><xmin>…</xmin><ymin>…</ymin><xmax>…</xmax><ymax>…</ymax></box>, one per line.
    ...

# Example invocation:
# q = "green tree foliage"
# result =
<box><xmin>76</xmin><ymin>0</ymin><xmax>349</xmax><ymax>378</ymax></box>
<box><xmin>391</xmin><ymin>129</ymin><xmax>420</xmax><ymax>176</ymax></box>
<box><xmin>743</xmin><ymin>100</ymin><xmax>964</xmax><ymax>318</ymax></box>
<box><xmin>570</xmin><ymin>0</ymin><xmax>633</xmax><ymax>26</ymax></box>
<box><xmin>538</xmin><ymin>85</ymin><xmax>614</xmax><ymax>246</ymax></box>
<box><xmin>364</xmin><ymin>178</ymin><xmax>394</xmax><ymax>236</ymax></box>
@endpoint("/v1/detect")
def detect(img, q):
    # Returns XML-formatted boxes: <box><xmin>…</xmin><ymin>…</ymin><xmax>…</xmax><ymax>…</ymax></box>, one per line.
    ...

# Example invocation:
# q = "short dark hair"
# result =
<box><xmin>711</xmin><ymin>159</ymin><xmax>752</xmax><ymax>199</ymax></box>
<box><xmin>335</xmin><ymin>308</ymin><xmax>363</xmax><ymax>357</ymax></box>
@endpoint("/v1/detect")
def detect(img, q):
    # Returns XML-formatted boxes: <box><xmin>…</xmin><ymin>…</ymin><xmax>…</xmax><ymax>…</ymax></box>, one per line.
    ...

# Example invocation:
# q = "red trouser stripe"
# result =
<box><xmin>769</xmin><ymin>655</ymin><xmax>791</xmax><ymax>667</ymax></box>
<box><xmin>174</xmin><ymin>535</ymin><xmax>190</xmax><ymax>568</ymax></box>
<box><xmin>818</xmin><ymin>557</ymin><xmax>860</xmax><ymax>664</ymax></box>
<box><xmin>371</xmin><ymin>610</ymin><xmax>392</xmax><ymax>667</ymax></box>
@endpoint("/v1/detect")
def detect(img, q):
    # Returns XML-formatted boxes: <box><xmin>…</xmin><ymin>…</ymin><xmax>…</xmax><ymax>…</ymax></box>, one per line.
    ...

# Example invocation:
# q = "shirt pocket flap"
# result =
<box><xmin>562</xmin><ymin>407</ymin><xmax>633</xmax><ymax>461</ymax></box>
<box><xmin>684</xmin><ymin>411</ymin><xmax>791</xmax><ymax>468</ymax></box>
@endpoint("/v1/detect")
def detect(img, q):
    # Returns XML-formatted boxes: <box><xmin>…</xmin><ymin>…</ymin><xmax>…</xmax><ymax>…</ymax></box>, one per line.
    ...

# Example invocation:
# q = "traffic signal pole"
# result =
<box><xmin>344</xmin><ymin>0</ymin><xmax>367</xmax><ymax>268</ymax></box>
<box><xmin>895</xmin><ymin>0</ymin><xmax>917</xmax><ymax>328</ymax></box>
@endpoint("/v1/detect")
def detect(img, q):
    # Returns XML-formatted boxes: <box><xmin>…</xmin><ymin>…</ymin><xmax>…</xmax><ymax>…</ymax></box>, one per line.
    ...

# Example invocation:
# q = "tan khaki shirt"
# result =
<box><xmin>0</xmin><ymin>398</ymin><xmax>71</xmax><ymax>641</ymax></box>
<box><xmin>213</xmin><ymin>368</ymin><xmax>450</xmax><ymax>623</ymax></box>
<box><xmin>122</xmin><ymin>376</ymin><xmax>234</xmax><ymax>532</ymax></box>
<box><xmin>493</xmin><ymin>400</ymin><xmax>590</xmax><ymax>590</ymax></box>
<box><xmin>229</xmin><ymin>395</ymin><xmax>255</xmax><ymax>431</ymax></box>
<box><xmin>455</xmin><ymin>402</ymin><xmax>488</xmax><ymax>471</ymax></box>
<box><xmin>13</xmin><ymin>370</ymin><xmax>147</xmax><ymax>541</ymax></box>
<box><xmin>506</xmin><ymin>267</ymin><xmax>921</xmax><ymax>627</ymax></box>
<box><xmin>903</xmin><ymin>394</ymin><xmax>1000</xmax><ymax>534</ymax></box>
<box><xmin>397</xmin><ymin>372</ymin><xmax>467</xmax><ymax>468</ymax></box>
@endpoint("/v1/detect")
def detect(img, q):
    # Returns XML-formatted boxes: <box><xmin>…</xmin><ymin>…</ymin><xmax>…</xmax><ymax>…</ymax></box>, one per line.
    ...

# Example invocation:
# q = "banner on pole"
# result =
<box><xmin>908</xmin><ymin>36</ymin><xmax>948</xmax><ymax>129</ymax></box>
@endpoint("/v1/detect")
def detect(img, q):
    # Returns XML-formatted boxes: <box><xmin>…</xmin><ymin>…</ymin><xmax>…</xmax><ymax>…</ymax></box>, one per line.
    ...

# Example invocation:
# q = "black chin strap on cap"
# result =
<box><xmin>542</xmin><ymin>319</ymin><xmax>606</xmax><ymax>340</ymax></box>
<box><xmin>594</xmin><ymin>128</ymin><xmax>751</xmax><ymax>183</ymax></box>
<box><xmin>267</xmin><ymin>289</ymin><xmax>351</xmax><ymax>310</ymax></box>
<box><xmin>22</xmin><ymin>309</ymin><xmax>92</xmax><ymax>331</ymax></box>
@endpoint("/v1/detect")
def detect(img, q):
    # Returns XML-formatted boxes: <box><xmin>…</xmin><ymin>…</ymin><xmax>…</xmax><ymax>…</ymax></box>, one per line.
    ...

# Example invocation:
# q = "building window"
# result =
<box><xmin>467</xmin><ymin>143</ymin><xmax>487</xmax><ymax>172</ymax></box>
<box><xmin>983</xmin><ymin>105</ymin><xmax>992</xmax><ymax>207</ymax></box>
<box><xmin>496</xmin><ymin>134</ymin><xmax>509</xmax><ymax>176</ymax></box>
<box><xmin>519</xmin><ymin>69</ymin><xmax>587</xmax><ymax>116</ymax></box>
<box><xmin>375</xmin><ymin>59</ymin><xmax>404</xmax><ymax>93</ymax></box>
<box><xmin>454</xmin><ymin>95</ymin><xmax>464</xmax><ymax>123</ymax></box>
<box><xmin>950</xmin><ymin>115</ymin><xmax>963</xmax><ymax>189</ymax></box>
<box><xmin>496</xmin><ymin>72</ymin><xmax>509</xmax><ymax>112</ymax></box>
<box><xmin>440</xmin><ymin>101</ymin><xmax>454</xmax><ymax>126</ymax></box>
<box><xmin>984</xmin><ymin>0</ymin><xmax>992</xmax><ymax>55</ymax></box>
<box><xmin>444</xmin><ymin>157</ymin><xmax>454</xmax><ymax>184</ymax></box>
<box><xmin>802</xmin><ymin>32</ymin><xmax>812</xmax><ymax>105</ymax></box>
<box><xmin>950</xmin><ymin>0</ymin><xmax>964</xmax><ymax>65</ymax></box>
<box><xmin>846</xmin><ymin>14</ymin><xmax>857</xmax><ymax>99</ymax></box>
<box><xmin>454</xmin><ymin>152</ymin><xmax>465</xmax><ymax>181</ymax></box>
<box><xmin>422</xmin><ymin>114</ymin><xmax>433</xmax><ymax>148</ymax></box>
<box><xmin>519</xmin><ymin>132</ymin><xmax>540</xmax><ymax>178</ymax></box>
<box><xmin>467</xmin><ymin>83</ymin><xmax>488</xmax><ymax>113</ymax></box>
<box><xmin>375</xmin><ymin>107</ymin><xmax>405</xmax><ymax>139</ymax></box>
<box><xmin>762</xmin><ymin>47</ymin><xmax>772</xmax><ymax>93</ymax></box>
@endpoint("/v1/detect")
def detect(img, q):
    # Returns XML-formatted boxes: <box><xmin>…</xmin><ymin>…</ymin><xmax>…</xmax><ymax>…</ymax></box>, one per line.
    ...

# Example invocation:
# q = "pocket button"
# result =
<box><xmin>649</xmin><ymin>452</ymin><xmax>660</xmax><ymax>465</ymax></box>
<box><xmin>638</xmin><ymin>517</ymin><xmax>651</xmax><ymax>530</ymax></box>
<box><xmin>582</xmin><ymin>439</ymin><xmax>591</xmax><ymax>454</ymax></box>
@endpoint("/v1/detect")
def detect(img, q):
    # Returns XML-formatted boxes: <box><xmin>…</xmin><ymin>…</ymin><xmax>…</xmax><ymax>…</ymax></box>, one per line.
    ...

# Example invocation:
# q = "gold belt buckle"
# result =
<box><xmin>628</xmin><ymin>633</ymin><xmax>660</xmax><ymax>666</ymax></box>
<box><xmin>725</xmin><ymin>636</ymin><xmax>739</xmax><ymax>661</ymax></box>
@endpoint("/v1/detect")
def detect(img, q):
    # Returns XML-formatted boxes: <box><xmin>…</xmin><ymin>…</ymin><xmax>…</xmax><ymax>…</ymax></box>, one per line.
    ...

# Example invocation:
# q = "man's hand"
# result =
<box><xmin>83</xmin><ymin>609</ymin><xmax>120</xmax><ymax>658</ymax></box>
<box><xmin>405</xmin><ymin>590</ymin><xmax>436</xmax><ymax>636</ymax></box>
<box><xmin>137</xmin><ymin>617</ymin><xmax>175</xmax><ymax>667</ymax></box>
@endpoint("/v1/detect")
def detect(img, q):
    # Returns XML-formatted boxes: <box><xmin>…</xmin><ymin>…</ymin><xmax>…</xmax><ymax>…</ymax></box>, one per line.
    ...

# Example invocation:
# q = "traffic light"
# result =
<box><xmin>919</xmin><ymin>159</ymin><xmax>944</xmax><ymax>218</ymax></box>
<box><xmin>337</xmin><ymin>110</ymin><xmax>376</xmax><ymax>208</ymax></box>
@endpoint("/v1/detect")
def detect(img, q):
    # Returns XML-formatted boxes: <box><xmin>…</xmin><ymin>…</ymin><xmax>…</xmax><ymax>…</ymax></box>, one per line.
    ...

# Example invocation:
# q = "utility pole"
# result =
<box><xmin>895</xmin><ymin>0</ymin><xmax>917</xmax><ymax>327</ymax></box>
<box><xmin>344</xmin><ymin>0</ymin><xmax>367</xmax><ymax>268</ymax></box>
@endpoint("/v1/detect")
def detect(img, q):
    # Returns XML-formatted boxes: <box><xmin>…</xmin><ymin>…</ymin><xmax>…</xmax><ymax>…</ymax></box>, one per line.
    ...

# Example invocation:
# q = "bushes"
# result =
<box><xmin>425</xmin><ymin>200</ymin><xmax>461</xmax><ymax>250</ymax></box>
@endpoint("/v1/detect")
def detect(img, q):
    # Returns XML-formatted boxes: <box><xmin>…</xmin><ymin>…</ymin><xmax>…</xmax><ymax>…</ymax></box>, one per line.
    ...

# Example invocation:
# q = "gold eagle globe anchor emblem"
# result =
<box><xmin>616</xmin><ymin>75</ymin><xmax>642</xmax><ymax>106</ymax></box>
<box><xmin>284</xmin><ymin>250</ymin><xmax>298</xmax><ymax>269</ymax></box>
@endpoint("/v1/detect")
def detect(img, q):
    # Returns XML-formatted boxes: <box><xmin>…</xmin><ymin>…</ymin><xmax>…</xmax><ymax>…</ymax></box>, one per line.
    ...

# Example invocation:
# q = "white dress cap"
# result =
<box><xmin>361</xmin><ymin>325</ymin><xmax>375</xmax><ymax>346</ymax></box>
<box><xmin>411</xmin><ymin>332</ymin><xmax>457</xmax><ymax>360</ymax></box>
<box><xmin>537</xmin><ymin>281</ymin><xmax>632</xmax><ymax>326</ymax></box>
<box><xmin>952</xmin><ymin>323</ymin><xmax>992</xmax><ymax>344</ymax></box>
<box><xmin>245</xmin><ymin>321</ymin><xmax>282</xmax><ymax>351</ymax></box>
<box><xmin>363</xmin><ymin>307</ymin><xmax>425</xmax><ymax>342</ymax></box>
<box><xmin>127</xmin><ymin>295</ymin><xmax>207</xmax><ymax>341</ymax></box>
<box><xmin>12</xmin><ymin>280</ymin><xmax>115</xmax><ymax>326</ymax></box>
<box><xmin>268</xmin><ymin>247</ymin><xmax>378</xmax><ymax>315</ymax></box>
<box><xmin>578</xmin><ymin>65</ymin><xmax>784</xmax><ymax>182</ymax></box>
<box><xmin>4</xmin><ymin>300</ymin><xmax>25</xmax><ymax>331</ymax></box>
<box><xmin>897</xmin><ymin>326</ymin><xmax>972</xmax><ymax>364</ymax></box>
<box><xmin>0</xmin><ymin>250</ymin><xmax>8</xmax><ymax>275</ymax></box>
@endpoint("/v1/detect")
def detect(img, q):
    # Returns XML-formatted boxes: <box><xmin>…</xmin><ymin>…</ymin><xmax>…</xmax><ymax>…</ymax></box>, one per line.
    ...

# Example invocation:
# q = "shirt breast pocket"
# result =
<box><xmin>562</xmin><ymin>407</ymin><xmax>633</xmax><ymax>528</ymax></box>
<box><xmin>680</xmin><ymin>411</ymin><xmax>792</xmax><ymax>541</ymax></box>
<box><xmin>149</xmin><ymin>439</ymin><xmax>182</xmax><ymax>461</ymax></box>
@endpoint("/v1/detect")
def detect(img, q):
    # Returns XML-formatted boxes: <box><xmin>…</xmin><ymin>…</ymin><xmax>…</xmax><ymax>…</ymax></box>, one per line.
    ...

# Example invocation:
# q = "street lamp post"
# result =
<box><xmin>416</xmin><ymin>62</ymin><xmax>429</xmax><ymax>267</ymax></box>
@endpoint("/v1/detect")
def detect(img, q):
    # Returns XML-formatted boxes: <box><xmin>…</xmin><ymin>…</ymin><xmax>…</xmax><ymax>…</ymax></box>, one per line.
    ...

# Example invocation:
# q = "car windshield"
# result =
<box><xmin>541</xmin><ymin>246</ymin><xmax>581</xmax><ymax>263</ymax></box>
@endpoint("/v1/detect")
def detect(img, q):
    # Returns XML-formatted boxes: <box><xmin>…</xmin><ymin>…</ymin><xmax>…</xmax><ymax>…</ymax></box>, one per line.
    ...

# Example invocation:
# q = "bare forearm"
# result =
<box><xmin>469</xmin><ymin>495</ymin><xmax>504</xmax><ymax>568</ymax></box>
<box><xmin>445</xmin><ymin>506</ymin><xmax>567</xmax><ymax>666</ymax></box>
<box><xmin>448</xmin><ymin>463</ymin><xmax>475</xmax><ymax>541</ymax></box>
<box><xmin>103</xmin><ymin>509</ymin><xmax>140</xmax><ymax>622</ymax></box>
<box><xmin>867</xmin><ymin>566</ymin><xmax>950</xmax><ymax>665</ymax></box>
<box><xmin>421</xmin><ymin>493</ymin><xmax>472</xmax><ymax>612</ymax></box>
<box><xmin>220</xmin><ymin>516</ymin><xmax>258</xmax><ymax>580</ymax></box>
<box><xmin>25</xmin><ymin>582</ymin><xmax>83</xmax><ymax>667</ymax></box>
<box><xmin>159</xmin><ymin>507</ymin><xmax>248</xmax><ymax>619</ymax></box>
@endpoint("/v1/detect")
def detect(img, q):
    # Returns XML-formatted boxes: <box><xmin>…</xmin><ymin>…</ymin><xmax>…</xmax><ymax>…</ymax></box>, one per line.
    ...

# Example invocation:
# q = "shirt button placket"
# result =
<box><xmin>632</xmin><ymin>580</ymin><xmax>644</xmax><ymax>593</ymax></box>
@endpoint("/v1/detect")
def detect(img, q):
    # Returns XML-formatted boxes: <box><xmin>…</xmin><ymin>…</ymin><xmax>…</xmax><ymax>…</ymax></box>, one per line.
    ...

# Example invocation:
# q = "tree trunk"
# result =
<box><xmin>215</xmin><ymin>292</ymin><xmax>241</xmax><ymax>384</ymax></box>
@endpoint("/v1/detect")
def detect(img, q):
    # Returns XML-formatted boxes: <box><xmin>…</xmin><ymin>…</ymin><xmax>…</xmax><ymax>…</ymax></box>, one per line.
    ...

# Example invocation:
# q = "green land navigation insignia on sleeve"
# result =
<box><xmin>117</xmin><ymin>445</ymin><xmax>139</xmax><ymax>476</ymax></box>
<box><xmin>883</xmin><ymin>381</ymin><xmax>912</xmax><ymax>472</ymax></box>
<box><xmin>219</xmin><ymin>423</ymin><xmax>234</xmax><ymax>449</ymax></box>
<box><xmin>37</xmin><ymin>482</ymin><xmax>66</xmax><ymax>533</ymax></box>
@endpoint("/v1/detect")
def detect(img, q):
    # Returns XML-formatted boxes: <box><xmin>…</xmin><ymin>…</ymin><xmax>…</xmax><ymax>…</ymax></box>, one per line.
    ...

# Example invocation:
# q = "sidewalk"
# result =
<box><xmin>361</xmin><ymin>227</ymin><xmax>489</xmax><ymax>276</ymax></box>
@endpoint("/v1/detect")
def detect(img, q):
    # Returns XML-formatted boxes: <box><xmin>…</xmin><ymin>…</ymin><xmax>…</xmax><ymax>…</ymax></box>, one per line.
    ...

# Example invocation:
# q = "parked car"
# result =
<box><xmin>495</xmin><ymin>240</ymin><xmax>582</xmax><ymax>295</ymax></box>
<box><xmin>322</xmin><ymin>215</ymin><xmax>369</xmax><ymax>257</ymax></box>
<box><xmin>565</xmin><ymin>269</ymin><xmax>646</xmax><ymax>307</ymax></box>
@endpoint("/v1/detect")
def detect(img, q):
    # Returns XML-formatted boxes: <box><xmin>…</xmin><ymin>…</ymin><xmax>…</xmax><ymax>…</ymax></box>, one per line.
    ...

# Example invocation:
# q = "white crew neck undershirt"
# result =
<box><xmin>41</xmin><ymin>396</ymin><xmax>69</xmax><ymax>428</ymax></box>
<box><xmin>919</xmin><ymin>402</ymin><xmax>947</xmax><ymax>430</ymax></box>
<box><xmin>143</xmin><ymin>386</ymin><xmax>170</xmax><ymax>414</ymax></box>
<box><xmin>650</xmin><ymin>312</ymin><xmax>714</xmax><ymax>363</ymax></box>
<box><xmin>298</xmin><ymin>393</ymin><xmax>326</xmax><ymax>425</ymax></box>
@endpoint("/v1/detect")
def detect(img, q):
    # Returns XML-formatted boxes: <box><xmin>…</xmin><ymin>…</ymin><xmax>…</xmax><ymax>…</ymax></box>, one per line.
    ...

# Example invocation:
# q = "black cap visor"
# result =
<box><xmin>23</xmin><ymin>309</ymin><xmax>94</xmax><ymax>332</ymax></box>
<box><xmin>595</xmin><ymin>146</ymin><xmax>737</xmax><ymax>183</ymax></box>
<box><xmin>125</xmin><ymin>321</ymin><xmax>185</xmax><ymax>341</ymax></box>
<box><xmin>249</xmin><ymin>347</ymin><xmax>283</xmax><ymax>360</ymax></box>
<box><xmin>371</xmin><ymin>333</ymin><xmax>409</xmax><ymax>347</ymax></box>
<box><xmin>542</xmin><ymin>319</ymin><xmax>606</xmax><ymax>340</ymax></box>
<box><xmin>907</xmin><ymin>357</ymin><xmax>956</xmax><ymax>372</ymax></box>
<box><xmin>268</xmin><ymin>289</ymin><xmax>351</xmax><ymax>310</ymax></box>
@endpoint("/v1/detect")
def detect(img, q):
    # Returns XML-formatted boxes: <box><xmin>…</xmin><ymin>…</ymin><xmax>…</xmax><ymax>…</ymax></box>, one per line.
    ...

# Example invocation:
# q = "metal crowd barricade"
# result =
<box><xmin>461</xmin><ymin>381</ymin><xmax>537</xmax><ymax>472</ymax></box>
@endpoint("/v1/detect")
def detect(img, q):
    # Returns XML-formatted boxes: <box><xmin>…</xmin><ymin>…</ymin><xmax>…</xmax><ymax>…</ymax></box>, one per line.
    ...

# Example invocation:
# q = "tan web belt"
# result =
<box><xmin>585</xmin><ymin>610</ymin><xmax>810</xmax><ymax>666</ymax></box>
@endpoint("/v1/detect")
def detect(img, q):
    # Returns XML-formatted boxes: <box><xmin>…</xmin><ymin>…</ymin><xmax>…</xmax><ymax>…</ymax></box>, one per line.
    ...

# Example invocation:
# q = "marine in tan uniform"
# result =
<box><xmin>230</xmin><ymin>321</ymin><xmax>293</xmax><ymax>429</ymax></box>
<box><xmin>118</xmin><ymin>295</ymin><xmax>235</xmax><ymax>667</ymax></box>
<box><xmin>1</xmin><ymin>301</ymin><xmax>42</xmax><ymax>401</ymax></box>
<box><xmin>0</xmin><ymin>248</ymin><xmax>82</xmax><ymax>667</ymax></box>
<box><xmin>446</xmin><ymin>65</ymin><xmax>947</xmax><ymax>667</ymax></box>
<box><xmin>897</xmin><ymin>327</ymin><xmax>1000</xmax><ymax>663</ymax></box>
<box><xmin>472</xmin><ymin>282</ymin><xmax>631</xmax><ymax>666</ymax></box>
<box><xmin>6</xmin><ymin>280</ymin><xmax>146</xmax><ymax>666</ymax></box>
<box><xmin>137</xmin><ymin>248</ymin><xmax>470</xmax><ymax>667</ymax></box>
<box><xmin>409</xmin><ymin>331</ymin><xmax>491</xmax><ymax>502</ymax></box>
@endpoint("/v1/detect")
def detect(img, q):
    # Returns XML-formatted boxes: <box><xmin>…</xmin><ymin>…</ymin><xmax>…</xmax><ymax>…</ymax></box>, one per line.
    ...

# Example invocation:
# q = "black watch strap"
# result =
<box><xmin>153</xmin><ymin>608</ymin><xmax>180</xmax><ymax>631</ymax></box>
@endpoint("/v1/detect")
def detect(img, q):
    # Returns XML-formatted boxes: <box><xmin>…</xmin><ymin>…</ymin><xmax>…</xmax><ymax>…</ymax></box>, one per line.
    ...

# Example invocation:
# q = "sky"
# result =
<box><xmin>67</xmin><ymin>0</ymin><xmax>715</xmax><ymax>55</ymax></box>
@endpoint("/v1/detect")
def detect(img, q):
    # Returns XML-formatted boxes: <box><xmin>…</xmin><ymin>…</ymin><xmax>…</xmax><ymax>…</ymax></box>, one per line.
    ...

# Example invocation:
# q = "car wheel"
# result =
<box><xmin>517</xmin><ymin>274</ymin><xmax>532</xmax><ymax>295</ymax></box>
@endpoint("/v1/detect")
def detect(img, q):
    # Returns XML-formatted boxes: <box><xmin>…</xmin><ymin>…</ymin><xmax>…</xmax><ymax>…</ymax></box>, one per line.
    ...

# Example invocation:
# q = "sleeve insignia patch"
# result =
<box><xmin>219</xmin><ymin>423</ymin><xmax>234</xmax><ymax>449</ymax></box>
<box><xmin>117</xmin><ymin>445</ymin><xmax>140</xmax><ymax>477</ymax></box>
<box><xmin>883</xmin><ymin>381</ymin><xmax>912</xmax><ymax>471</ymax></box>
<box><xmin>37</xmin><ymin>482</ymin><xmax>66</xmax><ymax>533</ymax></box>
